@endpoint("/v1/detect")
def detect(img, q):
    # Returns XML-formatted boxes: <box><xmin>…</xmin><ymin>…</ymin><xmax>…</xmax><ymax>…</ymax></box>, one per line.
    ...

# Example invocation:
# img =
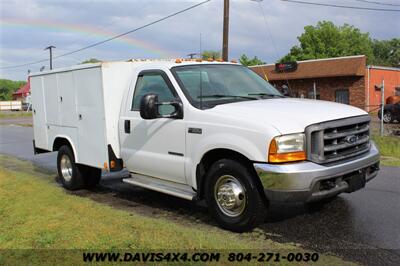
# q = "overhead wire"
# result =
<box><xmin>280</xmin><ymin>0</ymin><xmax>400</xmax><ymax>12</ymax></box>
<box><xmin>353</xmin><ymin>0</ymin><xmax>400</xmax><ymax>7</ymax></box>
<box><xmin>0</xmin><ymin>0</ymin><xmax>211</xmax><ymax>70</ymax></box>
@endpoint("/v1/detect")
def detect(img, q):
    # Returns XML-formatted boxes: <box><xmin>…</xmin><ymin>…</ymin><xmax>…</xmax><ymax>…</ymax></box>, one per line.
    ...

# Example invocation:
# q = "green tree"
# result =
<box><xmin>201</xmin><ymin>50</ymin><xmax>221</xmax><ymax>60</ymax></box>
<box><xmin>280</xmin><ymin>21</ymin><xmax>374</xmax><ymax>63</ymax></box>
<box><xmin>0</xmin><ymin>79</ymin><xmax>27</xmax><ymax>101</ymax></box>
<box><xmin>239</xmin><ymin>54</ymin><xmax>265</xmax><ymax>66</ymax></box>
<box><xmin>371</xmin><ymin>38</ymin><xmax>400</xmax><ymax>67</ymax></box>
<box><xmin>80</xmin><ymin>58</ymin><xmax>102</xmax><ymax>64</ymax></box>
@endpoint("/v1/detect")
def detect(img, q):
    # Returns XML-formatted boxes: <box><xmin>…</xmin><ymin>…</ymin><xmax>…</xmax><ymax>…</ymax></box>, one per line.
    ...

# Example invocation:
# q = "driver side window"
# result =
<box><xmin>131</xmin><ymin>73</ymin><xmax>176</xmax><ymax>115</ymax></box>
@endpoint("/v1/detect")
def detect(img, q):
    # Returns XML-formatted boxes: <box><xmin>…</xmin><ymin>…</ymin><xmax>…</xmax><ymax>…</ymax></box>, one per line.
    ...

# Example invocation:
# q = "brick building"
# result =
<box><xmin>250</xmin><ymin>55</ymin><xmax>400</xmax><ymax>111</ymax></box>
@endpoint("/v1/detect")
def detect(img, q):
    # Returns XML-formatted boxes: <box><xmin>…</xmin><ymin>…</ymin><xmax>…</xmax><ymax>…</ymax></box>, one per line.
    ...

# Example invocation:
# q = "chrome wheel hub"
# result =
<box><xmin>214</xmin><ymin>175</ymin><xmax>246</xmax><ymax>217</ymax></box>
<box><xmin>383</xmin><ymin>113</ymin><xmax>391</xmax><ymax>123</ymax></box>
<box><xmin>60</xmin><ymin>154</ymin><xmax>73</xmax><ymax>182</ymax></box>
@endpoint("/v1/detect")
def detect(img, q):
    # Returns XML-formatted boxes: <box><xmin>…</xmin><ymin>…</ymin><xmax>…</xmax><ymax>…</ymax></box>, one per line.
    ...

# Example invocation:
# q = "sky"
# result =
<box><xmin>0</xmin><ymin>0</ymin><xmax>399</xmax><ymax>81</ymax></box>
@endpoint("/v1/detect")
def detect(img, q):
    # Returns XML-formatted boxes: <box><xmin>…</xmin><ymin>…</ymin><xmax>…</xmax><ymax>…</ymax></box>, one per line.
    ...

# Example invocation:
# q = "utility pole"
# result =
<box><xmin>44</xmin><ymin>45</ymin><xmax>56</xmax><ymax>70</ymax></box>
<box><xmin>222</xmin><ymin>0</ymin><xmax>229</xmax><ymax>61</ymax></box>
<box><xmin>380</xmin><ymin>79</ymin><xmax>385</xmax><ymax>136</ymax></box>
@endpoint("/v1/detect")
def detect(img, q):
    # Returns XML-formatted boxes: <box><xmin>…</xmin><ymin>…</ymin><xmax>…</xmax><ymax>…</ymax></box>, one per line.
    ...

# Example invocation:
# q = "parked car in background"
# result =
<box><xmin>386</xmin><ymin>95</ymin><xmax>400</xmax><ymax>105</ymax></box>
<box><xmin>378</xmin><ymin>101</ymin><xmax>400</xmax><ymax>123</ymax></box>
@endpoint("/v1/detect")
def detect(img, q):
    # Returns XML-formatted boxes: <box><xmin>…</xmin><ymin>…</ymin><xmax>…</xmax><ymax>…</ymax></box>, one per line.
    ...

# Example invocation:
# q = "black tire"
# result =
<box><xmin>82</xmin><ymin>166</ymin><xmax>102</xmax><ymax>188</ymax></box>
<box><xmin>204</xmin><ymin>159</ymin><xmax>267</xmax><ymax>232</ymax></box>
<box><xmin>57</xmin><ymin>145</ymin><xmax>85</xmax><ymax>190</ymax></box>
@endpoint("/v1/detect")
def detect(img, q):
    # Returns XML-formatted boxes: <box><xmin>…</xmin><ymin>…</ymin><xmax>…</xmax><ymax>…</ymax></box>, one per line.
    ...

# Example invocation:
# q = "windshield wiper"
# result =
<box><xmin>198</xmin><ymin>94</ymin><xmax>258</xmax><ymax>100</ymax></box>
<box><xmin>248</xmin><ymin>93</ymin><xmax>284</xmax><ymax>98</ymax></box>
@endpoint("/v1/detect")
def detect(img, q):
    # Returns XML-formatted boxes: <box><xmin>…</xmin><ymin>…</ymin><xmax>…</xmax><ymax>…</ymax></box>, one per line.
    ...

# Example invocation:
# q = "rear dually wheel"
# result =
<box><xmin>57</xmin><ymin>145</ymin><xmax>85</xmax><ymax>190</ymax></box>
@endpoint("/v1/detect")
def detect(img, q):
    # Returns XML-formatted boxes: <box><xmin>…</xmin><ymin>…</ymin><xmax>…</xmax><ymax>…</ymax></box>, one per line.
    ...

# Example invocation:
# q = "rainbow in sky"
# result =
<box><xmin>1</xmin><ymin>18</ymin><xmax>176</xmax><ymax>58</ymax></box>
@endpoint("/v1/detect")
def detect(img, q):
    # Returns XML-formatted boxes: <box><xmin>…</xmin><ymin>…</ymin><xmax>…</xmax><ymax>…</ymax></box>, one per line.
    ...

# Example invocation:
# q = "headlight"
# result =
<box><xmin>268</xmin><ymin>133</ymin><xmax>306</xmax><ymax>163</ymax></box>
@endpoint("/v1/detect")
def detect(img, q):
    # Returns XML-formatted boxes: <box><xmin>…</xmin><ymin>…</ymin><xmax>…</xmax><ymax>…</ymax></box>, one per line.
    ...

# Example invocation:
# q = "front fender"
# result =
<box><xmin>187</xmin><ymin>131</ymin><xmax>270</xmax><ymax>189</ymax></box>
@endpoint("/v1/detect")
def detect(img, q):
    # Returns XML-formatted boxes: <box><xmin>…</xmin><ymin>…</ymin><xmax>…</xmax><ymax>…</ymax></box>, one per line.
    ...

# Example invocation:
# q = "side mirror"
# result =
<box><xmin>140</xmin><ymin>94</ymin><xmax>159</xmax><ymax>119</ymax></box>
<box><xmin>140</xmin><ymin>93</ymin><xmax>183</xmax><ymax>120</ymax></box>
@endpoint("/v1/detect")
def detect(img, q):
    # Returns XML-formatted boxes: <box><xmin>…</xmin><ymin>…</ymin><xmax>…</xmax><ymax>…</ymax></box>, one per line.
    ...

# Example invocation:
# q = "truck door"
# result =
<box><xmin>31</xmin><ymin>76</ymin><xmax>48</xmax><ymax>149</ymax></box>
<box><xmin>120</xmin><ymin>70</ymin><xmax>186</xmax><ymax>184</ymax></box>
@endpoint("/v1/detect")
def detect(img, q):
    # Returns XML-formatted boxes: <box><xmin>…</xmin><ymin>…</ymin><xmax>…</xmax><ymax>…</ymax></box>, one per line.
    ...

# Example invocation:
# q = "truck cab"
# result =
<box><xmin>31</xmin><ymin>60</ymin><xmax>380</xmax><ymax>232</ymax></box>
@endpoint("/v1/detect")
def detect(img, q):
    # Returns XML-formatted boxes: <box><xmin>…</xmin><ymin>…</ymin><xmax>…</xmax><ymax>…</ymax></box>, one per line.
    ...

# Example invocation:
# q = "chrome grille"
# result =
<box><xmin>306</xmin><ymin>116</ymin><xmax>371</xmax><ymax>164</ymax></box>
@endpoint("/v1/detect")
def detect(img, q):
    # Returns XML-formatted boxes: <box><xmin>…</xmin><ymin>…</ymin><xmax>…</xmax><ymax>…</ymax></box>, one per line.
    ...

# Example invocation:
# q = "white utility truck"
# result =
<box><xmin>31</xmin><ymin>60</ymin><xmax>380</xmax><ymax>232</ymax></box>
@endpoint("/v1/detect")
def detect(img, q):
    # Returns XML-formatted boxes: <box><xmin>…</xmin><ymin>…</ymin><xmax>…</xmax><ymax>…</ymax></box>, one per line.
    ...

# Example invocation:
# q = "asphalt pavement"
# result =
<box><xmin>1</xmin><ymin>124</ymin><xmax>399</xmax><ymax>265</ymax></box>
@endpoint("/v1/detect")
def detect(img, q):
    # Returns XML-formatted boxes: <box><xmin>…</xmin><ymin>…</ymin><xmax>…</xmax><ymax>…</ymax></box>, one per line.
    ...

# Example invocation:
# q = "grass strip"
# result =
<box><xmin>0</xmin><ymin>155</ymin><xmax>347</xmax><ymax>265</ymax></box>
<box><xmin>372</xmin><ymin>135</ymin><xmax>400</xmax><ymax>166</ymax></box>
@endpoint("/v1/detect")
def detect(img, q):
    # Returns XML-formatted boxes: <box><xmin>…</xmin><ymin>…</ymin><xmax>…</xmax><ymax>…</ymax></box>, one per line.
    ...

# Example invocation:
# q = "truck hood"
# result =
<box><xmin>209</xmin><ymin>98</ymin><xmax>367</xmax><ymax>134</ymax></box>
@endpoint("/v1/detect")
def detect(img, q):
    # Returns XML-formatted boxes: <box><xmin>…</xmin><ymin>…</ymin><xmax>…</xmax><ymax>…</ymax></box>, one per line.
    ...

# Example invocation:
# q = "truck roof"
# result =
<box><xmin>30</xmin><ymin>59</ymin><xmax>239</xmax><ymax>77</ymax></box>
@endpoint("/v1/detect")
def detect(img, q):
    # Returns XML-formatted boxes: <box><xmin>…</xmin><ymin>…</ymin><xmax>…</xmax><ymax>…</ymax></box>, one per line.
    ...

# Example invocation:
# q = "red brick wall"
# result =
<box><xmin>270</xmin><ymin>76</ymin><xmax>366</xmax><ymax>109</ymax></box>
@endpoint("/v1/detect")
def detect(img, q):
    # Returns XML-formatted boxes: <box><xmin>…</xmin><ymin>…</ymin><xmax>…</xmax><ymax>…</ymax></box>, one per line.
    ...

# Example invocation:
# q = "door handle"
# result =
<box><xmin>124</xmin><ymin>120</ymin><xmax>131</xmax><ymax>134</ymax></box>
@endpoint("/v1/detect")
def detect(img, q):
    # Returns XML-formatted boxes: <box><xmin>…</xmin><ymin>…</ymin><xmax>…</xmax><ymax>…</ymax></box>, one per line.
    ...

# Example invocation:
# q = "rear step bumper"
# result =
<box><xmin>253</xmin><ymin>142</ymin><xmax>380</xmax><ymax>203</ymax></box>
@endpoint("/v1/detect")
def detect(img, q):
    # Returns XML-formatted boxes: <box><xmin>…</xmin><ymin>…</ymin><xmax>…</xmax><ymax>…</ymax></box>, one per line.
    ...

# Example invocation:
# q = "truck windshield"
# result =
<box><xmin>171</xmin><ymin>64</ymin><xmax>283</xmax><ymax>109</ymax></box>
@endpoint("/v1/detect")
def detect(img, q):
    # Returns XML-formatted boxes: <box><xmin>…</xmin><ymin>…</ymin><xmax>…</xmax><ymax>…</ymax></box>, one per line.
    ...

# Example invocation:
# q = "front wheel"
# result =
<box><xmin>204</xmin><ymin>159</ymin><xmax>267</xmax><ymax>232</ymax></box>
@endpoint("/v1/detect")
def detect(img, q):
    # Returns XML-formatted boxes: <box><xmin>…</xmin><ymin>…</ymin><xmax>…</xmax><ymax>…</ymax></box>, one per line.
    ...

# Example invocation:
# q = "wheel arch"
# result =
<box><xmin>195</xmin><ymin>148</ymin><xmax>268</xmax><ymax>205</ymax></box>
<box><xmin>52</xmin><ymin>136</ymin><xmax>79</xmax><ymax>162</ymax></box>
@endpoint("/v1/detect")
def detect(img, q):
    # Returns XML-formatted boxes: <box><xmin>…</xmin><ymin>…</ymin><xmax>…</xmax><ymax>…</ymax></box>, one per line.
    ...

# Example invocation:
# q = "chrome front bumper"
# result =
<box><xmin>254</xmin><ymin>142</ymin><xmax>380</xmax><ymax>203</ymax></box>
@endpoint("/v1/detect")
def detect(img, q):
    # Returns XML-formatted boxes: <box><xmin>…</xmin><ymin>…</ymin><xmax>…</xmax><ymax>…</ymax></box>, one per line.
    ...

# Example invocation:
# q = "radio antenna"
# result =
<box><xmin>199</xmin><ymin>33</ymin><xmax>202</xmax><ymax>59</ymax></box>
<box><xmin>199</xmin><ymin>33</ymin><xmax>203</xmax><ymax>109</ymax></box>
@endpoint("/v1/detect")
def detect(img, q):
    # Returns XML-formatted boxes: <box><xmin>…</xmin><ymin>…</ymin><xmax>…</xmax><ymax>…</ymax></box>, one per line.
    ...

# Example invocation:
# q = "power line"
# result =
<box><xmin>0</xmin><ymin>0</ymin><xmax>211</xmax><ymax>70</ymax></box>
<box><xmin>53</xmin><ymin>0</ymin><xmax>211</xmax><ymax>60</ymax></box>
<box><xmin>280</xmin><ymin>0</ymin><xmax>400</xmax><ymax>11</ymax></box>
<box><xmin>353</xmin><ymin>0</ymin><xmax>400</xmax><ymax>7</ymax></box>
<box><xmin>0</xmin><ymin>58</ymin><xmax>49</xmax><ymax>70</ymax></box>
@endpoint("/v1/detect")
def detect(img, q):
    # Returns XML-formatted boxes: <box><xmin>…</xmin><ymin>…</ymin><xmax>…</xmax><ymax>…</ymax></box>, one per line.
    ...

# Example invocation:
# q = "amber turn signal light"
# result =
<box><xmin>268</xmin><ymin>138</ymin><xmax>306</xmax><ymax>163</ymax></box>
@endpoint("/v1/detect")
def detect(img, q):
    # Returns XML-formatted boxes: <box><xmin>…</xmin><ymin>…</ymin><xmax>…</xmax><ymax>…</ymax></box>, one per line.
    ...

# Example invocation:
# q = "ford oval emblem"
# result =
<box><xmin>345</xmin><ymin>135</ymin><xmax>358</xmax><ymax>144</ymax></box>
